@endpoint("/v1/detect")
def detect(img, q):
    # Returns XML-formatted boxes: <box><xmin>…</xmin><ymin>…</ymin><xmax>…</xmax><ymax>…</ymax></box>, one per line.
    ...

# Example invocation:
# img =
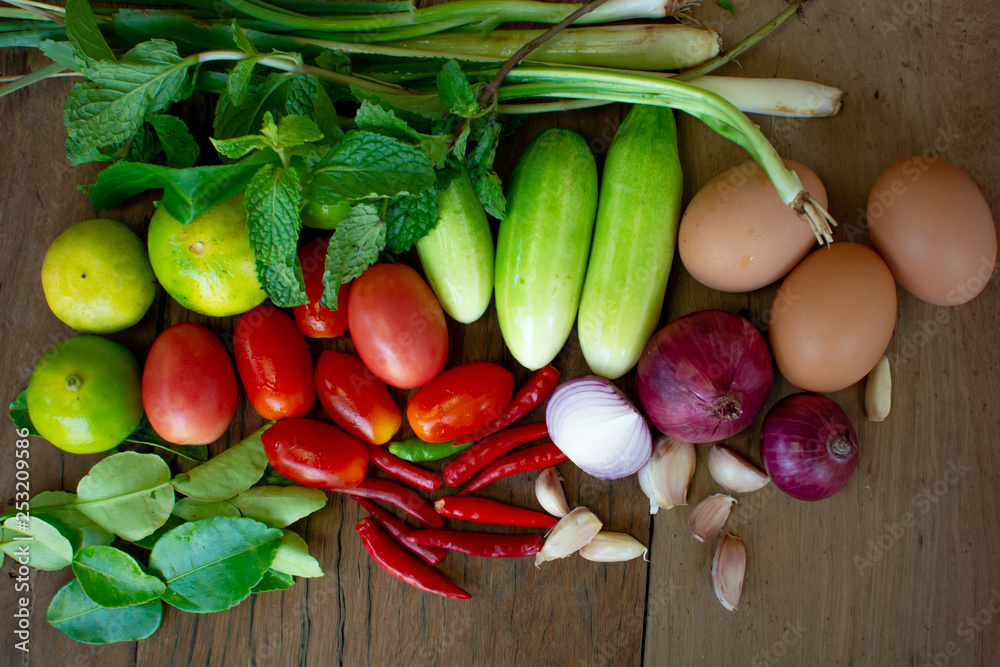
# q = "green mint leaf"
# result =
<box><xmin>351</xmin><ymin>85</ymin><xmax>446</xmax><ymax>123</ymax></box>
<box><xmin>214</xmin><ymin>73</ymin><xmax>316</xmax><ymax>140</ymax></box>
<box><xmin>315</xmin><ymin>49</ymin><xmax>351</xmax><ymax>74</ymax></box>
<box><xmin>311</xmin><ymin>83</ymin><xmax>343</xmax><ymax>141</ymax></box>
<box><xmin>255</xmin><ymin>254</ymin><xmax>309</xmax><ymax>307</ymax></box>
<box><xmin>436</xmin><ymin>59</ymin><xmax>479</xmax><ymax>118</ymax></box>
<box><xmin>385</xmin><ymin>186</ymin><xmax>440</xmax><ymax>253</ymax></box>
<box><xmin>210</xmin><ymin>135</ymin><xmax>268</xmax><ymax>160</ymax></box>
<box><xmin>474</xmin><ymin>168</ymin><xmax>506</xmax><ymax>220</ymax></box>
<box><xmin>47</xmin><ymin>580</ymin><xmax>162</xmax><ymax>644</ymax></box>
<box><xmin>149</xmin><ymin>517</ymin><xmax>283</xmax><ymax>613</ymax></box>
<box><xmin>277</xmin><ymin>114</ymin><xmax>323</xmax><ymax>149</ymax></box>
<box><xmin>89</xmin><ymin>161</ymin><xmax>260</xmax><ymax>224</ymax></box>
<box><xmin>76</xmin><ymin>452</ymin><xmax>175</xmax><ymax>542</ymax></box>
<box><xmin>65</xmin><ymin>0</ymin><xmax>116</xmax><ymax>65</ymax></box>
<box><xmin>231</xmin><ymin>20</ymin><xmax>258</xmax><ymax>55</ymax></box>
<box><xmin>72</xmin><ymin>546</ymin><xmax>166</xmax><ymax>608</ymax></box>
<box><xmin>148</xmin><ymin>114</ymin><xmax>199</xmax><ymax>168</ymax></box>
<box><xmin>321</xmin><ymin>203</ymin><xmax>386</xmax><ymax>309</ymax></box>
<box><xmin>245</xmin><ymin>163</ymin><xmax>301</xmax><ymax>264</ymax></box>
<box><xmin>283</xmin><ymin>73</ymin><xmax>317</xmax><ymax>117</ymax></box>
<box><xmin>420</xmin><ymin>133</ymin><xmax>451</xmax><ymax>168</ymax></box>
<box><xmin>227</xmin><ymin>57</ymin><xmax>258</xmax><ymax>105</ymax></box>
<box><xmin>717</xmin><ymin>0</ymin><xmax>736</xmax><ymax>15</ymax></box>
<box><xmin>310</xmin><ymin>130</ymin><xmax>435</xmax><ymax>201</ymax></box>
<box><xmin>65</xmin><ymin>39</ymin><xmax>195</xmax><ymax>164</ymax></box>
<box><xmin>127</xmin><ymin>123</ymin><xmax>163</xmax><ymax>164</ymax></box>
<box><xmin>39</xmin><ymin>39</ymin><xmax>79</xmax><ymax>72</ymax></box>
<box><xmin>354</xmin><ymin>100</ymin><xmax>420</xmax><ymax>142</ymax></box>
<box><xmin>451</xmin><ymin>120</ymin><xmax>471</xmax><ymax>160</ymax></box>
<box><xmin>468</xmin><ymin>116</ymin><xmax>500</xmax><ymax>175</ymax></box>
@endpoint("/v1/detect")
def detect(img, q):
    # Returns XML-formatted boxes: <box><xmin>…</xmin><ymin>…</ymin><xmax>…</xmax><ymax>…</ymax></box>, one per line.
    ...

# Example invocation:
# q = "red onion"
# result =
<box><xmin>636</xmin><ymin>310</ymin><xmax>773</xmax><ymax>443</ymax></box>
<box><xmin>760</xmin><ymin>393</ymin><xmax>859</xmax><ymax>501</ymax></box>
<box><xmin>545</xmin><ymin>376</ymin><xmax>652</xmax><ymax>480</ymax></box>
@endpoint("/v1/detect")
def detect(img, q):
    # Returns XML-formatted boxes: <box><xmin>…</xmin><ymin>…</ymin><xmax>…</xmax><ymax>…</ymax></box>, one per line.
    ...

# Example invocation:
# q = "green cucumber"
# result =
<box><xmin>416</xmin><ymin>169</ymin><xmax>494</xmax><ymax>324</ymax></box>
<box><xmin>496</xmin><ymin>128</ymin><xmax>598</xmax><ymax>370</ymax></box>
<box><xmin>577</xmin><ymin>106</ymin><xmax>683</xmax><ymax>379</ymax></box>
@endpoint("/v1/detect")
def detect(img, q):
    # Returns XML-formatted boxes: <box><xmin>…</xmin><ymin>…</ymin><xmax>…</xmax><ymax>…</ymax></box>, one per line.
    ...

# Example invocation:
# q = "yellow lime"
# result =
<box><xmin>26</xmin><ymin>335</ymin><xmax>143</xmax><ymax>454</ymax></box>
<box><xmin>147</xmin><ymin>194</ymin><xmax>267</xmax><ymax>317</ymax></box>
<box><xmin>41</xmin><ymin>219</ymin><xmax>157</xmax><ymax>334</ymax></box>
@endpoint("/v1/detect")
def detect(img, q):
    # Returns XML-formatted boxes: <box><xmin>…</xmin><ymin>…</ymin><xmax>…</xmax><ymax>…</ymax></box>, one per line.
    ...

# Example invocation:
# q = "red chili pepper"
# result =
<box><xmin>406</xmin><ymin>530</ymin><xmax>544</xmax><ymax>558</ymax></box>
<box><xmin>355</xmin><ymin>518</ymin><xmax>470</xmax><ymax>599</ymax></box>
<box><xmin>353</xmin><ymin>497</ymin><xmax>447</xmax><ymax>566</ymax></box>
<box><xmin>367</xmin><ymin>444</ymin><xmax>443</xmax><ymax>492</ymax></box>
<box><xmin>337</xmin><ymin>478</ymin><xmax>444</xmax><ymax>528</ymax></box>
<box><xmin>443</xmin><ymin>421</ymin><xmax>549</xmax><ymax>487</ymax></box>
<box><xmin>434</xmin><ymin>496</ymin><xmax>558</xmax><ymax>530</ymax></box>
<box><xmin>458</xmin><ymin>442</ymin><xmax>567</xmax><ymax>496</ymax></box>
<box><xmin>452</xmin><ymin>365</ymin><xmax>560</xmax><ymax>447</ymax></box>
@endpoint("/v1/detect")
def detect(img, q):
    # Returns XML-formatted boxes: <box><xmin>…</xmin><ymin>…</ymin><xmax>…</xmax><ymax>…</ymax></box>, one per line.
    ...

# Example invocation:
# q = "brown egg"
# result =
<box><xmin>867</xmin><ymin>157</ymin><xmax>997</xmax><ymax>306</ymax></box>
<box><xmin>769</xmin><ymin>243</ymin><xmax>897</xmax><ymax>393</ymax></box>
<box><xmin>679</xmin><ymin>159</ymin><xmax>828</xmax><ymax>293</ymax></box>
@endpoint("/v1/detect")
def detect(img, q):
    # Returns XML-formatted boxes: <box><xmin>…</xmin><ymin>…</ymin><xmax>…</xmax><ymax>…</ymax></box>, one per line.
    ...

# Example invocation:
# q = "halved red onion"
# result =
<box><xmin>636</xmin><ymin>310</ymin><xmax>774</xmax><ymax>443</ymax></box>
<box><xmin>545</xmin><ymin>376</ymin><xmax>652</xmax><ymax>480</ymax></box>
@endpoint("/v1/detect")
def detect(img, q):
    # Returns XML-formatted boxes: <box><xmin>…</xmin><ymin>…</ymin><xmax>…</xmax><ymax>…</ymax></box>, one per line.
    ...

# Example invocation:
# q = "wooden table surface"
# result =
<box><xmin>2</xmin><ymin>1</ymin><xmax>998</xmax><ymax>665</ymax></box>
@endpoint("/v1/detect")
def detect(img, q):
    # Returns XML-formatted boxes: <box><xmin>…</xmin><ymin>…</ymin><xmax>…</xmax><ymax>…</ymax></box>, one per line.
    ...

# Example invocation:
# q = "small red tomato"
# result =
<box><xmin>315</xmin><ymin>351</ymin><xmax>401</xmax><ymax>445</ymax></box>
<box><xmin>347</xmin><ymin>263</ymin><xmax>448</xmax><ymax>389</ymax></box>
<box><xmin>292</xmin><ymin>238</ymin><xmax>350</xmax><ymax>338</ymax></box>
<box><xmin>406</xmin><ymin>362</ymin><xmax>514</xmax><ymax>443</ymax></box>
<box><xmin>234</xmin><ymin>304</ymin><xmax>315</xmax><ymax>420</ymax></box>
<box><xmin>262</xmin><ymin>419</ymin><xmax>369</xmax><ymax>490</ymax></box>
<box><xmin>142</xmin><ymin>322</ymin><xmax>237</xmax><ymax>445</ymax></box>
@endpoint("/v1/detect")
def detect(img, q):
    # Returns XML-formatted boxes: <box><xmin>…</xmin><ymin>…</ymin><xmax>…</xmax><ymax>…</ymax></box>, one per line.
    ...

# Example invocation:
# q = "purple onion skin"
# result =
<box><xmin>636</xmin><ymin>310</ymin><xmax>774</xmax><ymax>443</ymax></box>
<box><xmin>760</xmin><ymin>393</ymin><xmax>859</xmax><ymax>501</ymax></box>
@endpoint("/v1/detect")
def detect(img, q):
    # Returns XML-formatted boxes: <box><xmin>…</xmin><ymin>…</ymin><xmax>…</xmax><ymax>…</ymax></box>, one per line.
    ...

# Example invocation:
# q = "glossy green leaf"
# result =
<box><xmin>30</xmin><ymin>490</ymin><xmax>114</xmax><ymax>549</ymax></box>
<box><xmin>252</xmin><ymin>568</ymin><xmax>294</xmax><ymax>593</ymax></box>
<box><xmin>8</xmin><ymin>390</ymin><xmax>38</xmax><ymax>436</ymax></box>
<box><xmin>1</xmin><ymin>516</ymin><xmax>74</xmax><ymax>570</ymax></box>
<box><xmin>132</xmin><ymin>514</ymin><xmax>185</xmax><ymax>550</ymax></box>
<box><xmin>233</xmin><ymin>486</ymin><xmax>326</xmax><ymax>528</ymax></box>
<box><xmin>48</xmin><ymin>579</ymin><xmax>162</xmax><ymax>644</ymax></box>
<box><xmin>171</xmin><ymin>424</ymin><xmax>271</xmax><ymax>502</ymax></box>
<box><xmin>76</xmin><ymin>451</ymin><xmax>175</xmax><ymax>542</ymax></box>
<box><xmin>172</xmin><ymin>497</ymin><xmax>241</xmax><ymax>522</ymax></box>
<box><xmin>270</xmin><ymin>530</ymin><xmax>323</xmax><ymax>578</ymax></box>
<box><xmin>73</xmin><ymin>546</ymin><xmax>166</xmax><ymax>608</ymax></box>
<box><xmin>150</xmin><ymin>517</ymin><xmax>282</xmax><ymax>613</ymax></box>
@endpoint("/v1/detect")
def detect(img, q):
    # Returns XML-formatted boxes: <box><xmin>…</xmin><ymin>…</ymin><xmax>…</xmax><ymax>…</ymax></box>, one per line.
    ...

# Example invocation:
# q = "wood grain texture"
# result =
<box><xmin>0</xmin><ymin>1</ymin><xmax>998</xmax><ymax>665</ymax></box>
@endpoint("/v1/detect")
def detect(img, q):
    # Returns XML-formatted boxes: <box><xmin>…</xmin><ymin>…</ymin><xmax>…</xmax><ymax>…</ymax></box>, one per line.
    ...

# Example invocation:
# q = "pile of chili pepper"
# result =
<box><xmin>348</xmin><ymin>365</ymin><xmax>567</xmax><ymax>599</ymax></box>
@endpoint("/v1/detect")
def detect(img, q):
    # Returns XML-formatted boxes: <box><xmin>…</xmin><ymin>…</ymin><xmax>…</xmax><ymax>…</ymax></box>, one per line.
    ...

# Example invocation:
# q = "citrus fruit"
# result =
<box><xmin>26</xmin><ymin>335</ymin><xmax>144</xmax><ymax>454</ymax></box>
<box><xmin>301</xmin><ymin>198</ymin><xmax>352</xmax><ymax>230</ymax></box>
<box><xmin>147</xmin><ymin>194</ymin><xmax>267</xmax><ymax>317</ymax></box>
<box><xmin>41</xmin><ymin>219</ymin><xmax>157</xmax><ymax>334</ymax></box>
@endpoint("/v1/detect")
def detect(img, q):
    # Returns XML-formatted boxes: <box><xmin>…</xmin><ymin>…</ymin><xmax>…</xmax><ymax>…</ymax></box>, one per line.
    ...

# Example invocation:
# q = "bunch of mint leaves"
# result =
<box><xmin>55</xmin><ymin>0</ymin><xmax>505</xmax><ymax>308</ymax></box>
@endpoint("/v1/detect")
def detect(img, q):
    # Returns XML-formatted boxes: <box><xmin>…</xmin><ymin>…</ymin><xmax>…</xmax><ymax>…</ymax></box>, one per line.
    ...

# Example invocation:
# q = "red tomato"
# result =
<box><xmin>315</xmin><ymin>351</ymin><xmax>401</xmax><ymax>445</ymax></box>
<box><xmin>141</xmin><ymin>322</ymin><xmax>237</xmax><ymax>445</ymax></box>
<box><xmin>234</xmin><ymin>304</ymin><xmax>315</xmax><ymax>420</ymax></box>
<box><xmin>292</xmin><ymin>238</ymin><xmax>350</xmax><ymax>338</ymax></box>
<box><xmin>347</xmin><ymin>263</ymin><xmax>449</xmax><ymax>389</ymax></box>
<box><xmin>406</xmin><ymin>362</ymin><xmax>514</xmax><ymax>443</ymax></box>
<box><xmin>261</xmin><ymin>419</ymin><xmax>368</xmax><ymax>490</ymax></box>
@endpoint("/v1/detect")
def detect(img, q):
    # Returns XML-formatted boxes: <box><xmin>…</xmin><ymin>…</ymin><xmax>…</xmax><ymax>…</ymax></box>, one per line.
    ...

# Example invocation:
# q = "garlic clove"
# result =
<box><xmin>638</xmin><ymin>436</ymin><xmax>696</xmax><ymax>514</ymax></box>
<box><xmin>535</xmin><ymin>467</ymin><xmax>570</xmax><ymax>517</ymax></box>
<box><xmin>707</xmin><ymin>445</ymin><xmax>769</xmax><ymax>493</ymax></box>
<box><xmin>712</xmin><ymin>534</ymin><xmax>746</xmax><ymax>612</ymax></box>
<box><xmin>579</xmin><ymin>532</ymin><xmax>648</xmax><ymax>562</ymax></box>
<box><xmin>865</xmin><ymin>355</ymin><xmax>891</xmax><ymax>422</ymax></box>
<box><xmin>688</xmin><ymin>494</ymin><xmax>736</xmax><ymax>542</ymax></box>
<box><xmin>535</xmin><ymin>507</ymin><xmax>602</xmax><ymax>567</ymax></box>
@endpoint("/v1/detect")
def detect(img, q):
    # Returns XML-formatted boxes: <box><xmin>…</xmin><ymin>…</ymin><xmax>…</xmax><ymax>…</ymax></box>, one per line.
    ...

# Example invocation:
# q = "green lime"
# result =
<box><xmin>147</xmin><ymin>194</ymin><xmax>267</xmax><ymax>317</ymax></box>
<box><xmin>26</xmin><ymin>335</ymin><xmax>143</xmax><ymax>454</ymax></box>
<box><xmin>41</xmin><ymin>219</ymin><xmax>157</xmax><ymax>334</ymax></box>
<box><xmin>301</xmin><ymin>198</ymin><xmax>352</xmax><ymax>230</ymax></box>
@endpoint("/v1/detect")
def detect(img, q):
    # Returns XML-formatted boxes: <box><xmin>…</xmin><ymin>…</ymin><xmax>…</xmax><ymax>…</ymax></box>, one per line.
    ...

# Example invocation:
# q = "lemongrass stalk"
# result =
<box><xmin>495</xmin><ymin>66</ymin><xmax>835</xmax><ymax>242</ymax></box>
<box><xmin>295</xmin><ymin>18</ymin><xmax>471</xmax><ymax>43</ymax></box>
<box><xmin>0</xmin><ymin>62</ymin><xmax>71</xmax><ymax>97</ymax></box>
<box><xmin>684</xmin><ymin>76</ymin><xmax>842</xmax><ymax>118</ymax></box>
<box><xmin>498</xmin><ymin>98</ymin><xmax>611</xmax><ymax>114</ymax></box>
<box><xmin>0</xmin><ymin>8</ymin><xmax>46</xmax><ymax>19</ymax></box>
<box><xmin>382</xmin><ymin>24</ymin><xmax>720</xmax><ymax>71</ymax></box>
<box><xmin>219</xmin><ymin>0</ymin><xmax>695</xmax><ymax>34</ymax></box>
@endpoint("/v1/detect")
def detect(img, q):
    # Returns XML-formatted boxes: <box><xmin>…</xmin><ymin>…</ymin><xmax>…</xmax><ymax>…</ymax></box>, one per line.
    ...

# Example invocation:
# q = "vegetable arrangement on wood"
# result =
<box><xmin>2</xmin><ymin>0</ymin><xmax>997</xmax><ymax>647</ymax></box>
